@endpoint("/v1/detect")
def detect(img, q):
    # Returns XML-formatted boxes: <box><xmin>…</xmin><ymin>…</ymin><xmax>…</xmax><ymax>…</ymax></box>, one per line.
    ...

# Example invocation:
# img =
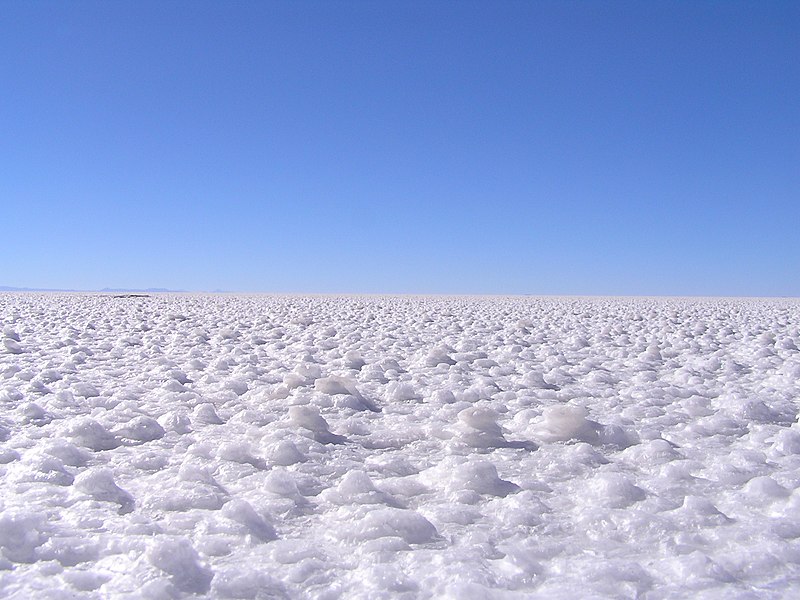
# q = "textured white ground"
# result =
<box><xmin>1</xmin><ymin>294</ymin><xmax>800</xmax><ymax>599</ymax></box>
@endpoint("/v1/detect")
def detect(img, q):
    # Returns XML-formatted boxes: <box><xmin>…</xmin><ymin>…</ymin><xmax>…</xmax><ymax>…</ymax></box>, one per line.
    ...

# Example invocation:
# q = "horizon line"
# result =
<box><xmin>1</xmin><ymin>286</ymin><xmax>798</xmax><ymax>300</ymax></box>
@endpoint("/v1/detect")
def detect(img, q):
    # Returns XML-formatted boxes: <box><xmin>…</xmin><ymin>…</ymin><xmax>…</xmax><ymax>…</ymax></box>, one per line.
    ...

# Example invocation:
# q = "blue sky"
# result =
<box><xmin>2</xmin><ymin>1</ymin><xmax>798</xmax><ymax>295</ymax></box>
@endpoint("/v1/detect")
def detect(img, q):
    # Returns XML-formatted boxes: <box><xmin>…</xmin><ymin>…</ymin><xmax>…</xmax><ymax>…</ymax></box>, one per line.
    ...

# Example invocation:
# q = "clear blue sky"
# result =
<box><xmin>2</xmin><ymin>1</ymin><xmax>798</xmax><ymax>295</ymax></box>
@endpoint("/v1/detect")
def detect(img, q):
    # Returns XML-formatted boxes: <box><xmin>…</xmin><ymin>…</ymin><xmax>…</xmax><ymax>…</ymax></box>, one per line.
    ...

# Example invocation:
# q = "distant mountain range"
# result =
<box><xmin>0</xmin><ymin>286</ymin><xmax>186</xmax><ymax>293</ymax></box>
<box><xmin>99</xmin><ymin>287</ymin><xmax>185</xmax><ymax>293</ymax></box>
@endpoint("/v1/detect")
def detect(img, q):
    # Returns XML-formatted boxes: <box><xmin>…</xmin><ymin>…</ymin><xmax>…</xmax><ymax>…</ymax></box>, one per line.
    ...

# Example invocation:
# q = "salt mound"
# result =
<box><xmin>14</xmin><ymin>455</ymin><xmax>74</xmax><ymax>486</ymax></box>
<box><xmin>63</xmin><ymin>418</ymin><xmax>120</xmax><ymax>451</ymax></box>
<box><xmin>38</xmin><ymin>535</ymin><xmax>101</xmax><ymax>568</ymax></box>
<box><xmin>344</xmin><ymin>350</ymin><xmax>367</xmax><ymax>371</ymax></box>
<box><xmin>223</xmin><ymin>377</ymin><xmax>248</xmax><ymax>396</ymax></box>
<box><xmin>17</xmin><ymin>401</ymin><xmax>51</xmax><ymax>426</ymax></box>
<box><xmin>146</xmin><ymin>477</ymin><xmax>227</xmax><ymax>512</ymax></box>
<box><xmin>322</xmin><ymin>470</ymin><xmax>401</xmax><ymax>507</ymax></box>
<box><xmin>167</xmin><ymin>369</ymin><xmax>192</xmax><ymax>384</ymax></box>
<box><xmin>158</xmin><ymin>409</ymin><xmax>192</xmax><ymax>434</ymax></box>
<box><xmin>620</xmin><ymin>439</ymin><xmax>681</xmax><ymax>466</ymax></box>
<box><xmin>533</xmin><ymin>405</ymin><xmax>600</xmax><ymax>444</ymax></box>
<box><xmin>40</xmin><ymin>439</ymin><xmax>90</xmax><ymax>467</ymax></box>
<box><xmin>221</xmin><ymin>499</ymin><xmax>278</xmax><ymax>542</ymax></box>
<box><xmin>0</xmin><ymin>447</ymin><xmax>20</xmax><ymax>463</ymax></box>
<box><xmin>3</xmin><ymin>326</ymin><xmax>20</xmax><ymax>341</ymax></box>
<box><xmin>426</xmin><ymin>345</ymin><xmax>456</xmax><ymax>367</ymax></box>
<box><xmin>72</xmin><ymin>382</ymin><xmax>100</xmax><ymax>398</ymax></box>
<box><xmin>459</xmin><ymin>406</ymin><xmax>503</xmax><ymax>436</ymax></box>
<box><xmin>288</xmin><ymin>405</ymin><xmax>328</xmax><ymax>431</ymax></box>
<box><xmin>264</xmin><ymin>468</ymin><xmax>304</xmax><ymax>502</ymax></box>
<box><xmin>178</xmin><ymin>460</ymin><xmax>221</xmax><ymax>486</ymax></box>
<box><xmin>288</xmin><ymin>405</ymin><xmax>347</xmax><ymax>444</ymax></box>
<box><xmin>193</xmin><ymin>403</ymin><xmax>224</xmax><ymax>425</ymax></box>
<box><xmin>346</xmin><ymin>508</ymin><xmax>439</xmax><ymax>544</ymax></box>
<box><xmin>315</xmin><ymin>376</ymin><xmax>379</xmax><ymax>412</ymax></box>
<box><xmin>586</xmin><ymin>473</ymin><xmax>647</xmax><ymax>508</ymax></box>
<box><xmin>744</xmin><ymin>476</ymin><xmax>790</xmax><ymax>500</ymax></box>
<box><xmin>3</xmin><ymin>338</ymin><xmax>24</xmax><ymax>354</ymax></box>
<box><xmin>454</xmin><ymin>460</ymin><xmax>520</xmax><ymax>497</ymax></box>
<box><xmin>338</xmin><ymin>470</ymin><xmax>378</xmax><ymax>496</ymax></box>
<box><xmin>673</xmin><ymin>496</ymin><xmax>732</xmax><ymax>527</ymax></box>
<box><xmin>386</xmin><ymin>381</ymin><xmax>420</xmax><ymax>402</ymax></box>
<box><xmin>281</xmin><ymin>372</ymin><xmax>306</xmax><ymax>390</ymax></box>
<box><xmin>455</xmin><ymin>406</ymin><xmax>507</xmax><ymax>449</ymax></box>
<box><xmin>667</xmin><ymin>551</ymin><xmax>736</xmax><ymax>586</ymax></box>
<box><xmin>522</xmin><ymin>371</ymin><xmax>558</xmax><ymax>390</ymax></box>
<box><xmin>74</xmin><ymin>468</ymin><xmax>135</xmax><ymax>514</ymax></box>
<box><xmin>147</xmin><ymin>538</ymin><xmax>214</xmax><ymax>594</ymax></box>
<box><xmin>114</xmin><ymin>415</ymin><xmax>165</xmax><ymax>443</ymax></box>
<box><xmin>736</xmin><ymin>399</ymin><xmax>795</xmax><ymax>426</ymax></box>
<box><xmin>295</xmin><ymin>362</ymin><xmax>322</xmax><ymax>381</ymax></box>
<box><xmin>454</xmin><ymin>406</ymin><xmax>535</xmax><ymax>450</ymax></box>
<box><xmin>266</xmin><ymin>439</ymin><xmax>307</xmax><ymax>466</ymax></box>
<box><xmin>361</xmin><ymin>362</ymin><xmax>389</xmax><ymax>383</ymax></box>
<box><xmin>771</xmin><ymin>429</ymin><xmax>800</xmax><ymax>456</ymax></box>
<box><xmin>0</xmin><ymin>509</ymin><xmax>48</xmax><ymax>562</ymax></box>
<box><xmin>218</xmin><ymin>441</ymin><xmax>266</xmax><ymax>468</ymax></box>
<box><xmin>422</xmin><ymin>457</ymin><xmax>520</xmax><ymax>498</ymax></box>
<box><xmin>315</xmin><ymin>376</ymin><xmax>351</xmax><ymax>395</ymax></box>
<box><xmin>432</xmin><ymin>389</ymin><xmax>456</xmax><ymax>404</ymax></box>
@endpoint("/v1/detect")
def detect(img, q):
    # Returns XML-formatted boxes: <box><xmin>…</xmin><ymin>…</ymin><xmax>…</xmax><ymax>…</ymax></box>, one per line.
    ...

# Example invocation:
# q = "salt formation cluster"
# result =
<box><xmin>1</xmin><ymin>294</ymin><xmax>799</xmax><ymax>598</ymax></box>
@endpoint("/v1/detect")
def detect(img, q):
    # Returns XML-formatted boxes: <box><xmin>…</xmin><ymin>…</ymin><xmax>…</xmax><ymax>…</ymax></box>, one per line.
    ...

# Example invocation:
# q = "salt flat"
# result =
<box><xmin>1</xmin><ymin>293</ymin><xmax>799</xmax><ymax>599</ymax></box>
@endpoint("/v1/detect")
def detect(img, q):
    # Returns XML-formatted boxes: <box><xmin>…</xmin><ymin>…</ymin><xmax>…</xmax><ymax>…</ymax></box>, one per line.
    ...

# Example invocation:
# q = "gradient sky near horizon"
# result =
<box><xmin>2</xmin><ymin>1</ymin><xmax>798</xmax><ymax>295</ymax></box>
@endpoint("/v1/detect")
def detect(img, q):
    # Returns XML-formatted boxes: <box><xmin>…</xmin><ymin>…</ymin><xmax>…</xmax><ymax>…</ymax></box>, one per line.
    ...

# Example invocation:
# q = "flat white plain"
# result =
<box><xmin>1</xmin><ymin>293</ymin><xmax>799</xmax><ymax>599</ymax></box>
